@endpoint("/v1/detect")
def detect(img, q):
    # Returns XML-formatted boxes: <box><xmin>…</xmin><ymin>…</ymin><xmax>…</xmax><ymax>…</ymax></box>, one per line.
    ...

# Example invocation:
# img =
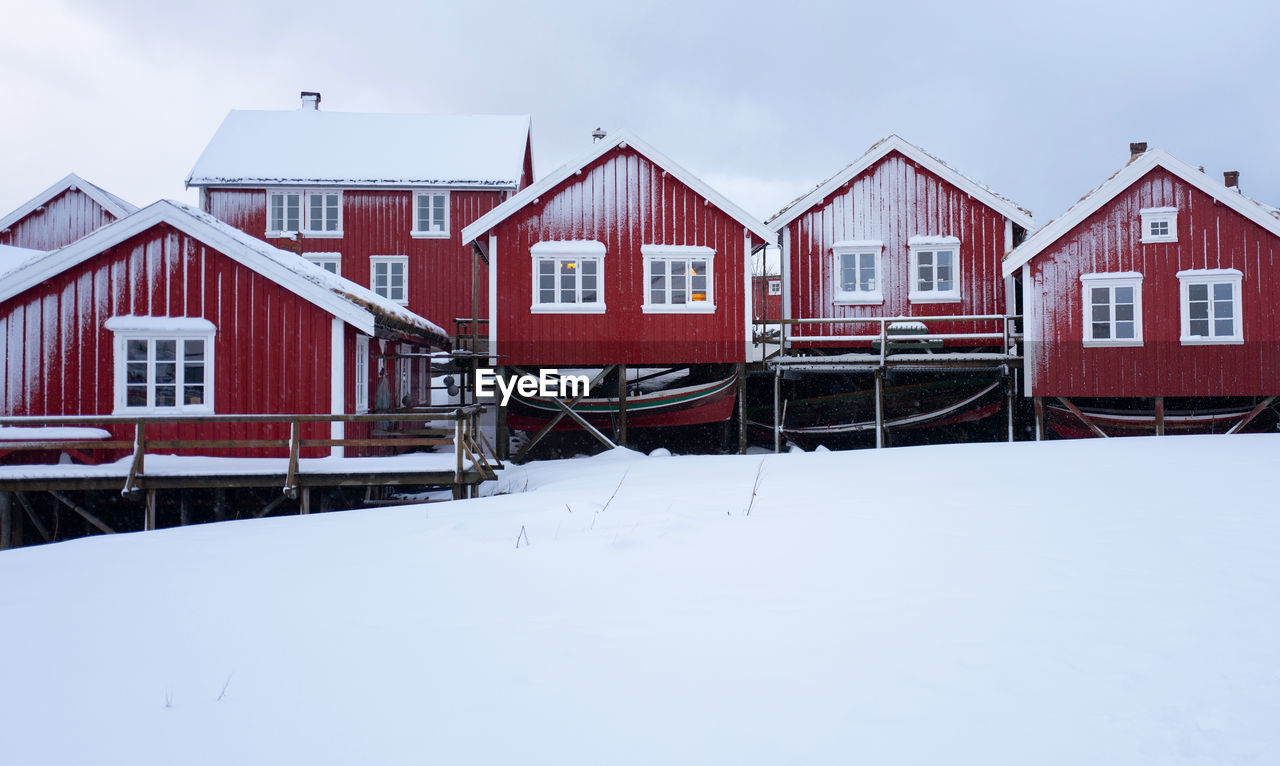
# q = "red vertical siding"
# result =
<box><xmin>1028</xmin><ymin>167</ymin><xmax>1280</xmax><ymax>397</ymax></box>
<box><xmin>0</xmin><ymin>223</ymin><xmax>338</xmax><ymax>456</ymax></box>
<box><xmin>0</xmin><ymin>189</ymin><xmax>119</xmax><ymax>250</ymax></box>
<box><xmin>783</xmin><ymin>150</ymin><xmax>1012</xmax><ymax>346</ymax></box>
<box><xmin>492</xmin><ymin>145</ymin><xmax>758</xmax><ymax>366</ymax></box>
<box><xmin>205</xmin><ymin>187</ymin><xmax>504</xmax><ymax>334</ymax></box>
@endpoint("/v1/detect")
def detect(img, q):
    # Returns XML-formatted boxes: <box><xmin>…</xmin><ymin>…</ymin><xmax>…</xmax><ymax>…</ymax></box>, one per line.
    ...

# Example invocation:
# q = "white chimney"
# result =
<box><xmin>301</xmin><ymin>91</ymin><xmax>321</xmax><ymax>110</ymax></box>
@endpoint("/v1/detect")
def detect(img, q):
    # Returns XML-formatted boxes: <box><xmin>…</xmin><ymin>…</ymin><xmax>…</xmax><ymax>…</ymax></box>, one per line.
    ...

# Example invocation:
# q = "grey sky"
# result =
<box><xmin>3</xmin><ymin>0</ymin><xmax>1277</xmax><ymax>228</ymax></box>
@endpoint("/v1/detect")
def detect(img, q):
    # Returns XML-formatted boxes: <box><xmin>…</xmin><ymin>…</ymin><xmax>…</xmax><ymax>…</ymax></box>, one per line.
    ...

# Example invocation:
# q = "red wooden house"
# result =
<box><xmin>768</xmin><ymin>135</ymin><xmax>1034</xmax><ymax>348</ymax></box>
<box><xmin>1003</xmin><ymin>144</ymin><xmax>1280</xmax><ymax>437</ymax></box>
<box><xmin>186</xmin><ymin>92</ymin><xmax>533</xmax><ymax>342</ymax></box>
<box><xmin>0</xmin><ymin>200</ymin><xmax>448</xmax><ymax>458</ymax></box>
<box><xmin>460</xmin><ymin>130</ymin><xmax>774</xmax><ymax>438</ymax></box>
<box><xmin>0</xmin><ymin>173</ymin><xmax>137</xmax><ymax>252</ymax></box>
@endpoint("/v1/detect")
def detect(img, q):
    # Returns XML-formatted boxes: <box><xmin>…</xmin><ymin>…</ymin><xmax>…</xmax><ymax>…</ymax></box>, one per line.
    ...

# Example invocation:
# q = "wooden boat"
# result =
<box><xmin>748</xmin><ymin>377</ymin><xmax>1003</xmax><ymax>444</ymax></box>
<box><xmin>1045</xmin><ymin>401</ymin><xmax>1270</xmax><ymax>438</ymax></box>
<box><xmin>506</xmin><ymin>374</ymin><xmax>738</xmax><ymax>432</ymax></box>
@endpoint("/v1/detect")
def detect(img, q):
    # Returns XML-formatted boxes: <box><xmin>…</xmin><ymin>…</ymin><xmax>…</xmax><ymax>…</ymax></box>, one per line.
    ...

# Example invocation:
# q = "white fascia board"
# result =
<box><xmin>768</xmin><ymin>135</ymin><xmax>1036</xmax><ymax>233</ymax></box>
<box><xmin>461</xmin><ymin>130</ymin><xmax>777</xmax><ymax>246</ymax></box>
<box><xmin>1004</xmin><ymin>149</ymin><xmax>1280</xmax><ymax>278</ymax></box>
<box><xmin>0</xmin><ymin>201</ymin><xmax>379</xmax><ymax>337</ymax></box>
<box><xmin>0</xmin><ymin>173</ymin><xmax>136</xmax><ymax>232</ymax></box>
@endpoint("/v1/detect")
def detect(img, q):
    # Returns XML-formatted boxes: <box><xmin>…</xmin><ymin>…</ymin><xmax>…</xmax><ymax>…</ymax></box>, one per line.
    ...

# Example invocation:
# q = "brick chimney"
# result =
<box><xmin>300</xmin><ymin>91</ymin><xmax>321</xmax><ymax>110</ymax></box>
<box><xmin>1129</xmin><ymin>142</ymin><xmax>1147</xmax><ymax>161</ymax></box>
<box><xmin>1223</xmin><ymin>171</ymin><xmax>1240</xmax><ymax>191</ymax></box>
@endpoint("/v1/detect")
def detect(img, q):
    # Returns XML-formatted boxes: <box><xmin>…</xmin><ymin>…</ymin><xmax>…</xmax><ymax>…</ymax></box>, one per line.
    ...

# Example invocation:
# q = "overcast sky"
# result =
<box><xmin>3</xmin><ymin>0</ymin><xmax>1277</xmax><ymax>227</ymax></box>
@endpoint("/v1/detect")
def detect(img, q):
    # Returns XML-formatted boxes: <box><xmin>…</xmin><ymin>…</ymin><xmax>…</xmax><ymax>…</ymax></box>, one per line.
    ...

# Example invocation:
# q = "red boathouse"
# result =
<box><xmin>0</xmin><ymin>173</ymin><xmax>137</xmax><ymax>252</ymax></box>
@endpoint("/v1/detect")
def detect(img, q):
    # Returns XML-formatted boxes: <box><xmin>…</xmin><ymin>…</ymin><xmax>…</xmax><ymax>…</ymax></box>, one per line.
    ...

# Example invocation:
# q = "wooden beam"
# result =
<box><xmin>772</xmin><ymin>367</ymin><xmax>782</xmax><ymax>453</ymax></box>
<box><xmin>144</xmin><ymin>489</ymin><xmax>157</xmax><ymax>531</ymax></box>
<box><xmin>284</xmin><ymin>421</ymin><xmax>301</xmax><ymax>499</ymax></box>
<box><xmin>617</xmin><ymin>364</ymin><xmax>628</xmax><ymax>447</ymax></box>
<box><xmin>1056</xmin><ymin>397</ymin><xmax>1108</xmax><ymax>438</ymax></box>
<box><xmin>549</xmin><ymin>394</ymin><xmax>617</xmax><ymax>450</ymax></box>
<box><xmin>737</xmin><ymin>363</ymin><xmax>748</xmax><ymax>455</ymax></box>
<box><xmin>14</xmin><ymin>492</ymin><xmax>51</xmax><ymax>543</ymax></box>
<box><xmin>874</xmin><ymin>370</ymin><xmax>884</xmax><ymax>449</ymax></box>
<box><xmin>1154</xmin><ymin>397</ymin><xmax>1165</xmax><ymax>436</ymax></box>
<box><xmin>253</xmin><ymin>493</ymin><xmax>290</xmax><ymax>519</ymax></box>
<box><xmin>300</xmin><ymin>488</ymin><xmax>312</xmax><ymax>515</ymax></box>
<box><xmin>123</xmin><ymin>421</ymin><xmax>146</xmax><ymax>498</ymax></box>
<box><xmin>0</xmin><ymin>491</ymin><xmax>11</xmax><ymax>550</ymax></box>
<box><xmin>49</xmin><ymin>490</ymin><xmax>116</xmax><ymax>534</ymax></box>
<box><xmin>511</xmin><ymin>366</ymin><xmax>614</xmax><ymax>463</ymax></box>
<box><xmin>1006</xmin><ymin>373</ymin><xmax>1015</xmax><ymax>442</ymax></box>
<box><xmin>1227</xmin><ymin>396</ymin><xmax>1276</xmax><ymax>435</ymax></box>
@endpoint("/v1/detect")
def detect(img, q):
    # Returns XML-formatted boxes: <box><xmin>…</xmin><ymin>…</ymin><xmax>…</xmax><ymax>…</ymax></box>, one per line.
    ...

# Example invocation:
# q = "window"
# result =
<box><xmin>267</xmin><ymin>189</ymin><xmax>342</xmax><ymax>237</ymax></box>
<box><xmin>354</xmin><ymin>335</ymin><xmax>369</xmax><ymax>413</ymax></box>
<box><xmin>305</xmin><ymin>253</ymin><xmax>342</xmax><ymax>276</ymax></box>
<box><xmin>1080</xmin><ymin>273</ymin><xmax>1143</xmax><ymax>346</ymax></box>
<box><xmin>1178</xmin><ymin>269</ymin><xmax>1242</xmax><ymax>344</ymax></box>
<box><xmin>831</xmin><ymin>241</ymin><xmax>883</xmax><ymax>304</ymax></box>
<box><xmin>908</xmin><ymin>237</ymin><xmax>961</xmax><ymax>302</ymax></box>
<box><xmin>413</xmin><ymin>191</ymin><xmax>449</xmax><ymax>237</ymax></box>
<box><xmin>642</xmin><ymin>245</ymin><xmax>715</xmax><ymax>313</ymax></box>
<box><xmin>530</xmin><ymin>241</ymin><xmax>606</xmax><ymax>313</ymax></box>
<box><xmin>370</xmin><ymin>256</ymin><xmax>408</xmax><ymax>304</ymax></box>
<box><xmin>106</xmin><ymin>317</ymin><xmax>215</xmax><ymax>413</ymax></box>
<box><xmin>1140</xmin><ymin>207</ymin><xmax>1177</xmax><ymax>243</ymax></box>
<box><xmin>767</xmin><ymin>279</ymin><xmax>782</xmax><ymax>296</ymax></box>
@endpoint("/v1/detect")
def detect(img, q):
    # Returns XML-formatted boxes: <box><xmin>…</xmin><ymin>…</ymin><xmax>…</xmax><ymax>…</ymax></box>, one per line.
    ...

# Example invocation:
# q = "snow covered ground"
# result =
<box><xmin>2</xmin><ymin>435</ymin><xmax>1279</xmax><ymax>765</ymax></box>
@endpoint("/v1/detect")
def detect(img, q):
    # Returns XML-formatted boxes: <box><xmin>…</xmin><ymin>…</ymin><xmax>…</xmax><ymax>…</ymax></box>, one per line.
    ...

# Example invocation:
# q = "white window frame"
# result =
<box><xmin>369</xmin><ymin>255</ymin><xmax>409</xmax><ymax>305</ymax></box>
<box><xmin>641</xmin><ymin>245</ymin><xmax>716</xmax><ymax>314</ymax></box>
<box><xmin>1140</xmin><ymin>207</ymin><xmax>1178</xmax><ymax>243</ymax></box>
<box><xmin>831</xmin><ymin>240</ymin><xmax>883</xmax><ymax>305</ymax></box>
<box><xmin>266</xmin><ymin>190</ymin><xmax>303</xmax><ymax>237</ymax></box>
<box><xmin>530</xmin><ymin>241</ymin><xmax>607</xmax><ymax>314</ymax></box>
<box><xmin>106</xmin><ymin>317</ymin><xmax>216</xmax><ymax>415</ymax></box>
<box><xmin>266</xmin><ymin>189</ymin><xmax>343</xmax><ymax>238</ymax></box>
<box><xmin>354</xmin><ymin>335</ymin><xmax>370</xmax><ymax>413</ymax></box>
<box><xmin>1080</xmin><ymin>272</ymin><xmax>1144</xmax><ymax>347</ymax></box>
<box><xmin>304</xmin><ymin>252</ymin><xmax>342</xmax><ymax>276</ymax></box>
<box><xmin>767</xmin><ymin>279</ymin><xmax>782</xmax><ymax>296</ymax></box>
<box><xmin>412</xmin><ymin>191</ymin><xmax>450</xmax><ymax>238</ymax></box>
<box><xmin>1177</xmin><ymin>269</ymin><xmax>1243</xmax><ymax>345</ymax></box>
<box><xmin>908</xmin><ymin>237</ymin><xmax>962</xmax><ymax>303</ymax></box>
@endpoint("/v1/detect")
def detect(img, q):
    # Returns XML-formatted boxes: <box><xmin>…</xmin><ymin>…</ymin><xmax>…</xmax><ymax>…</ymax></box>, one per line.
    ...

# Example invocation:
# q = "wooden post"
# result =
<box><xmin>1034</xmin><ymin>396</ymin><xmax>1044</xmax><ymax>441</ymax></box>
<box><xmin>144</xmin><ymin>489</ymin><xmax>157</xmax><ymax>531</ymax></box>
<box><xmin>179</xmin><ymin>492</ymin><xmax>191</xmax><ymax>526</ymax></box>
<box><xmin>772</xmin><ymin>367</ymin><xmax>782</xmax><ymax>453</ymax></box>
<box><xmin>736</xmin><ymin>362</ymin><xmax>747</xmax><ymax>455</ymax></box>
<box><xmin>495</xmin><ymin>366</ymin><xmax>510</xmax><ymax>461</ymax></box>
<box><xmin>300</xmin><ymin>488</ymin><xmax>311</xmax><ymax>515</ymax></box>
<box><xmin>1006</xmin><ymin>372</ymin><xmax>1015</xmax><ymax>442</ymax></box>
<box><xmin>1057</xmin><ymin>397</ymin><xmax>1108</xmax><ymax>438</ymax></box>
<box><xmin>1227</xmin><ymin>395</ymin><xmax>1276</xmax><ymax>435</ymax></box>
<box><xmin>453</xmin><ymin>409</ymin><xmax>464</xmax><ymax>499</ymax></box>
<box><xmin>1154</xmin><ymin>396</ymin><xmax>1165</xmax><ymax>436</ymax></box>
<box><xmin>874</xmin><ymin>370</ymin><xmax>885</xmax><ymax>449</ymax></box>
<box><xmin>616</xmin><ymin>364</ymin><xmax>628</xmax><ymax>447</ymax></box>
<box><xmin>0</xmin><ymin>491</ymin><xmax>12</xmax><ymax>550</ymax></box>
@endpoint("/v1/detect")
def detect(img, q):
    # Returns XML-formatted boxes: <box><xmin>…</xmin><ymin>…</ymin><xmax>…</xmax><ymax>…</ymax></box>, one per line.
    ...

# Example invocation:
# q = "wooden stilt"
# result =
<box><xmin>874</xmin><ymin>370</ymin><xmax>885</xmax><ymax>449</ymax></box>
<box><xmin>179</xmin><ymin>492</ymin><xmax>191</xmax><ymax>526</ymax></box>
<box><xmin>15</xmin><ymin>493</ymin><xmax>51</xmax><ymax>544</ymax></box>
<box><xmin>1034</xmin><ymin>396</ymin><xmax>1044</xmax><ymax>441</ymax></box>
<box><xmin>772</xmin><ymin>367</ymin><xmax>782</xmax><ymax>453</ymax></box>
<box><xmin>495</xmin><ymin>366</ymin><xmax>510</xmax><ymax>461</ymax></box>
<box><xmin>737</xmin><ymin>362</ymin><xmax>748</xmax><ymax>455</ymax></box>
<box><xmin>1154</xmin><ymin>397</ymin><xmax>1165</xmax><ymax>436</ymax></box>
<box><xmin>144</xmin><ymin>489</ymin><xmax>157</xmax><ymax>531</ymax></box>
<box><xmin>300</xmin><ymin>488</ymin><xmax>311</xmax><ymax>515</ymax></box>
<box><xmin>49</xmin><ymin>491</ymin><xmax>115</xmax><ymax>534</ymax></box>
<box><xmin>1227</xmin><ymin>395</ymin><xmax>1276</xmax><ymax>435</ymax></box>
<box><xmin>213</xmin><ymin>487</ymin><xmax>228</xmax><ymax>522</ymax></box>
<box><xmin>0</xmin><ymin>491</ymin><xmax>12</xmax><ymax>550</ymax></box>
<box><xmin>1006</xmin><ymin>373</ymin><xmax>1015</xmax><ymax>442</ymax></box>
<box><xmin>511</xmin><ymin>366</ymin><xmax>615</xmax><ymax>462</ymax></box>
<box><xmin>1057</xmin><ymin>397</ymin><xmax>1108</xmax><ymax>438</ymax></box>
<box><xmin>616</xmin><ymin>364</ymin><xmax>628</xmax><ymax>447</ymax></box>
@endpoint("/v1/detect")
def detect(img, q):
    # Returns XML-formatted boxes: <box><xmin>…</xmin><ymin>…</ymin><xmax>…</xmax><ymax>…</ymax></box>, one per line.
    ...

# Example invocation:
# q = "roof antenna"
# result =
<box><xmin>591</xmin><ymin>127</ymin><xmax>607</xmax><ymax>143</ymax></box>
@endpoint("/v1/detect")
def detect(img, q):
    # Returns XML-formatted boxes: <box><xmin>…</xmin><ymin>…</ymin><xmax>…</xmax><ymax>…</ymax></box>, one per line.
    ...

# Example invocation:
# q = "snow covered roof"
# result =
<box><xmin>0</xmin><ymin>172</ymin><xmax>137</xmax><ymax>232</ymax></box>
<box><xmin>0</xmin><ymin>243</ymin><xmax>45</xmax><ymax>276</ymax></box>
<box><xmin>767</xmin><ymin>135</ymin><xmax>1035</xmax><ymax>233</ymax></box>
<box><xmin>0</xmin><ymin>201</ymin><xmax>449</xmax><ymax>347</ymax></box>
<box><xmin>1003</xmin><ymin>148</ymin><xmax>1280</xmax><ymax>277</ymax></box>
<box><xmin>186</xmin><ymin>109</ymin><xmax>531</xmax><ymax>188</ymax></box>
<box><xmin>460</xmin><ymin>130</ymin><xmax>776</xmax><ymax>246</ymax></box>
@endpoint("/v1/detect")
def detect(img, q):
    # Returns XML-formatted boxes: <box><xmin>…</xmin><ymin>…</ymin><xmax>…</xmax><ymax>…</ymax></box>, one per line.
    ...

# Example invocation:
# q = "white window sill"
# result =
<box><xmin>266</xmin><ymin>231</ymin><xmax>297</xmax><ymax>239</ymax></box>
<box><xmin>1180</xmin><ymin>336</ymin><xmax>1243</xmax><ymax>345</ymax></box>
<box><xmin>1141</xmin><ymin>235</ymin><xmax>1177</xmax><ymax>244</ymax></box>
<box><xmin>908</xmin><ymin>294</ymin><xmax>962</xmax><ymax>304</ymax></box>
<box><xmin>642</xmin><ymin>303</ymin><xmax>716</xmax><ymax>314</ymax></box>
<box><xmin>302</xmin><ymin>231</ymin><xmax>344</xmax><ymax>239</ymax></box>
<box><xmin>833</xmin><ymin>295</ymin><xmax>883</xmax><ymax>306</ymax></box>
<box><xmin>531</xmin><ymin>304</ymin><xmax>607</xmax><ymax>314</ymax></box>
<box><xmin>1083</xmin><ymin>339</ymin><xmax>1144</xmax><ymax>348</ymax></box>
<box><xmin>411</xmin><ymin>231</ymin><xmax>450</xmax><ymax>239</ymax></box>
<box><xmin>114</xmin><ymin>405</ymin><xmax>215</xmax><ymax>416</ymax></box>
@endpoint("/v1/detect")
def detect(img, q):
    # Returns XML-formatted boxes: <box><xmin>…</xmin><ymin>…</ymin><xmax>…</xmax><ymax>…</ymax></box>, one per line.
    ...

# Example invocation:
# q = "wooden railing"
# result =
<box><xmin>753</xmin><ymin>313</ymin><xmax>1023</xmax><ymax>363</ymax></box>
<box><xmin>452</xmin><ymin>317</ymin><xmax>489</xmax><ymax>354</ymax></box>
<box><xmin>0</xmin><ymin>406</ymin><xmax>499</xmax><ymax>498</ymax></box>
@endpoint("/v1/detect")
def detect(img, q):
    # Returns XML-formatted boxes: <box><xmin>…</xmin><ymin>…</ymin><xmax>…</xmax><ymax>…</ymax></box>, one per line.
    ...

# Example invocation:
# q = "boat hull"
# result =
<box><xmin>506</xmin><ymin>376</ymin><xmax>738</xmax><ymax>432</ymax></box>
